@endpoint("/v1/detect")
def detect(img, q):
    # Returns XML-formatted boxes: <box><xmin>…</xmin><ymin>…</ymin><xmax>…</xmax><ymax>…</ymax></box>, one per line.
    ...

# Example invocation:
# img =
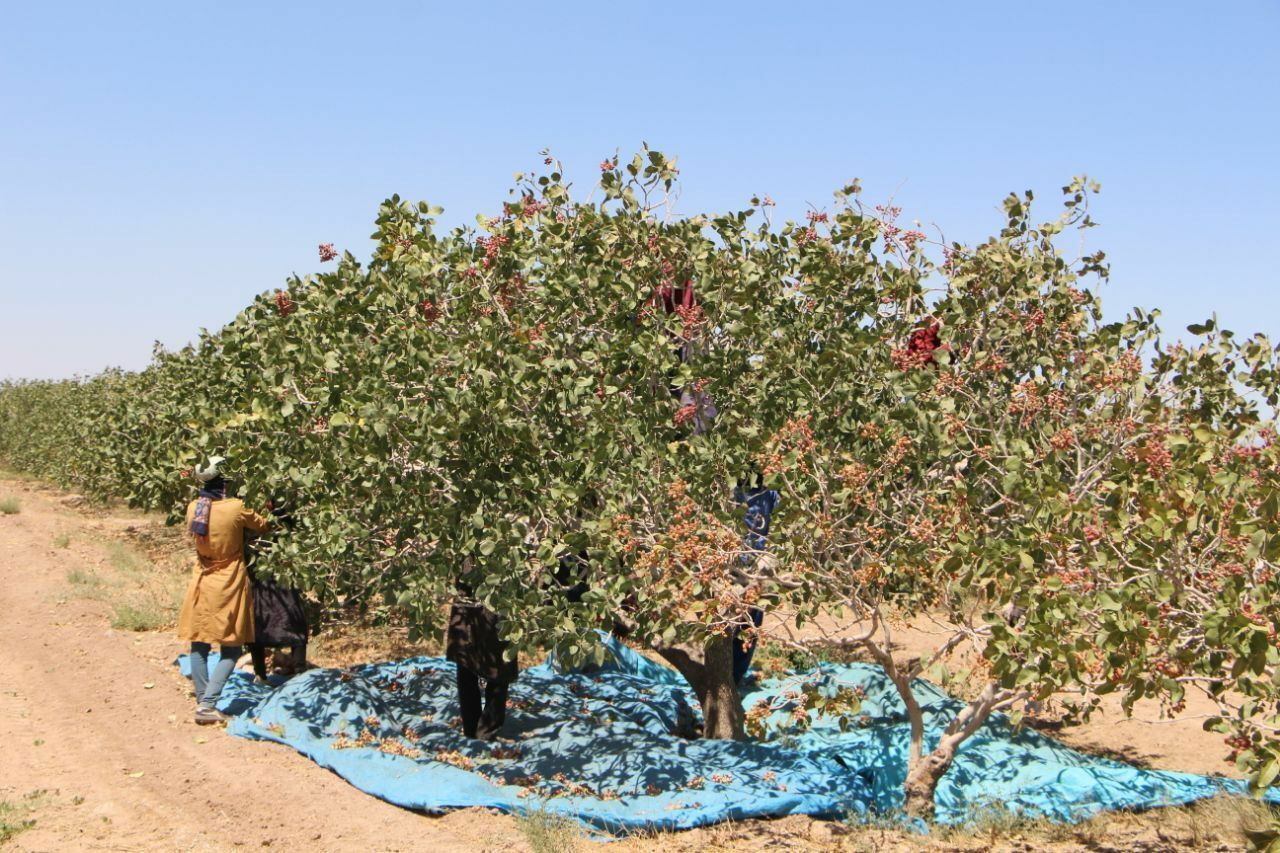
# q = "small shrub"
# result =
<box><xmin>66</xmin><ymin>567</ymin><xmax>110</xmax><ymax>599</ymax></box>
<box><xmin>0</xmin><ymin>804</ymin><xmax>35</xmax><ymax>843</ymax></box>
<box><xmin>1176</xmin><ymin>795</ymin><xmax>1280</xmax><ymax>849</ymax></box>
<box><xmin>106</xmin><ymin>542</ymin><xmax>150</xmax><ymax>577</ymax></box>
<box><xmin>947</xmin><ymin>804</ymin><xmax>1073</xmax><ymax>846</ymax></box>
<box><xmin>66</xmin><ymin>567</ymin><xmax>95</xmax><ymax>585</ymax></box>
<box><xmin>0</xmin><ymin>791</ymin><xmax>46</xmax><ymax>843</ymax></box>
<box><xmin>111</xmin><ymin>602</ymin><xmax>168</xmax><ymax>632</ymax></box>
<box><xmin>52</xmin><ymin>533</ymin><xmax>70</xmax><ymax>548</ymax></box>
<box><xmin>517</xmin><ymin>807</ymin><xmax>582</xmax><ymax>853</ymax></box>
<box><xmin>66</xmin><ymin>542</ymin><xmax>184</xmax><ymax>631</ymax></box>
<box><xmin>0</xmin><ymin>496</ymin><xmax>20</xmax><ymax>515</ymax></box>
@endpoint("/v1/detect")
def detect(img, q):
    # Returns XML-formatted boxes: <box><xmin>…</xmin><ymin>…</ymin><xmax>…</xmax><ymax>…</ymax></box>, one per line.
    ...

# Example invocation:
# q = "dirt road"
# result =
<box><xmin>0</xmin><ymin>479</ymin><xmax>524</xmax><ymax>852</ymax></box>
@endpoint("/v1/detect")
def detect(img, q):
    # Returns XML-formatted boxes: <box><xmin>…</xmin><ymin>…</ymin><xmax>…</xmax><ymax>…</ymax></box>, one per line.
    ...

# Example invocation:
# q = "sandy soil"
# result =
<box><xmin>0</xmin><ymin>476</ymin><xmax>1256</xmax><ymax>851</ymax></box>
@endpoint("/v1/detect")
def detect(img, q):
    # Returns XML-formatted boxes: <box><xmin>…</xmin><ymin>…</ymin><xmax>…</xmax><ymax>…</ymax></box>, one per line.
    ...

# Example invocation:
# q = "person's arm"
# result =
<box><xmin>240</xmin><ymin>504</ymin><xmax>271</xmax><ymax>534</ymax></box>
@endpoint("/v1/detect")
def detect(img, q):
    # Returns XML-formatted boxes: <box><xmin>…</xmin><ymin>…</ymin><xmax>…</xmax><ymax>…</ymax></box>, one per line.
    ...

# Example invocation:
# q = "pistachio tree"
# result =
<box><xmin>3</xmin><ymin>153</ymin><xmax>1278</xmax><ymax>818</ymax></box>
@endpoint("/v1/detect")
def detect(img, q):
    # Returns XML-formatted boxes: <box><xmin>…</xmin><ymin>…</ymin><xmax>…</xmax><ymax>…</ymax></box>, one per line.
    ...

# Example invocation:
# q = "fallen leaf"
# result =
<box><xmin>143</xmin><ymin>682</ymin><xmax>155</xmax><ymax>689</ymax></box>
<box><xmin>194</xmin><ymin>737</ymin><xmax>207</xmax><ymax>744</ymax></box>
<box><xmin>127</xmin><ymin>771</ymin><xmax>144</xmax><ymax>778</ymax></box>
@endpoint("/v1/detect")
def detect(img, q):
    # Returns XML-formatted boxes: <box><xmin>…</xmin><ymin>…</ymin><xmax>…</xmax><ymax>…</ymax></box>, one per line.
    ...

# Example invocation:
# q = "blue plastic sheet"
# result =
<box><xmin>178</xmin><ymin>637</ymin><xmax>1270</xmax><ymax>833</ymax></box>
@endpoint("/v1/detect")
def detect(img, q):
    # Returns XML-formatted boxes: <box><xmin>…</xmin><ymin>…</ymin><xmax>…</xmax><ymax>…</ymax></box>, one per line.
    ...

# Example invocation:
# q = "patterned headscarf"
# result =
<box><xmin>190</xmin><ymin>457</ymin><xmax>227</xmax><ymax>538</ymax></box>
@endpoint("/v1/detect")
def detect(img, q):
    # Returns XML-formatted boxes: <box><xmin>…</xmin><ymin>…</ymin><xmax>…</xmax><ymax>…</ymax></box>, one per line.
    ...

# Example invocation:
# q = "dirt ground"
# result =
<box><xmin>0</xmin><ymin>476</ymin><xmax>1266</xmax><ymax>852</ymax></box>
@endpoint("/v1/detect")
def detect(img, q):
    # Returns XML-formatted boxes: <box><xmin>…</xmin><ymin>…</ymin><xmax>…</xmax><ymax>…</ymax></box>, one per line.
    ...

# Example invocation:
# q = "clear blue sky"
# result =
<box><xmin>1</xmin><ymin>0</ymin><xmax>1276</xmax><ymax>380</ymax></box>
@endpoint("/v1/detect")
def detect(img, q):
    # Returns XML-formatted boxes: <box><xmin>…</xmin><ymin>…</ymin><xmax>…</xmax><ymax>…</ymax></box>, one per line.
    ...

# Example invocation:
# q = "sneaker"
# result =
<box><xmin>194</xmin><ymin>706</ymin><xmax>228</xmax><ymax>725</ymax></box>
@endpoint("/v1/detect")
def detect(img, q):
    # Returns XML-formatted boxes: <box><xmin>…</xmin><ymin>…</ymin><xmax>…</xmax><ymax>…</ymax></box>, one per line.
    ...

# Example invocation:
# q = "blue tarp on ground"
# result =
<box><xmin>178</xmin><ymin>638</ymin><xmax>1269</xmax><ymax>833</ymax></box>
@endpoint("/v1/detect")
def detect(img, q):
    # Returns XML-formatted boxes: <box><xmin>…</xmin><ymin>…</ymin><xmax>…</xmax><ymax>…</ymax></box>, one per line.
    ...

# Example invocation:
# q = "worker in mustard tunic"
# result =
<box><xmin>177</xmin><ymin>456</ymin><xmax>270</xmax><ymax>724</ymax></box>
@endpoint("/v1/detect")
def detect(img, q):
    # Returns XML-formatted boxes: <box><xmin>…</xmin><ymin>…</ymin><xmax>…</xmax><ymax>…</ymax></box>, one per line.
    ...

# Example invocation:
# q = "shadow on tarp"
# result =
<box><xmin>176</xmin><ymin>638</ymin><xmax>1274</xmax><ymax>834</ymax></box>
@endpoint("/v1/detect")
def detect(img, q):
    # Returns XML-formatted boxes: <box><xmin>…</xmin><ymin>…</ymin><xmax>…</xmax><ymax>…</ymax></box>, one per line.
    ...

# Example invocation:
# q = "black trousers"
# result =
<box><xmin>456</xmin><ymin>665</ymin><xmax>510</xmax><ymax>740</ymax></box>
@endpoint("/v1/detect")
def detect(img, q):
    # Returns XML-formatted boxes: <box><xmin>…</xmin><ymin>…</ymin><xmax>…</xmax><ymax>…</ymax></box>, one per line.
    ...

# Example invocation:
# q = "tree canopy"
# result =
<box><xmin>5</xmin><ymin>150</ymin><xmax>1280</xmax><ymax>814</ymax></box>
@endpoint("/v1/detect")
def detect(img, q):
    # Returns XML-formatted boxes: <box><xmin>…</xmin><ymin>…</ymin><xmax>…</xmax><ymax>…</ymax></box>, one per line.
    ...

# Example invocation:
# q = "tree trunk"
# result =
<box><xmin>656</xmin><ymin>635</ymin><xmax>746</xmax><ymax>740</ymax></box>
<box><xmin>700</xmin><ymin>634</ymin><xmax>745</xmax><ymax>739</ymax></box>
<box><xmin>902</xmin><ymin>747</ymin><xmax>954</xmax><ymax>819</ymax></box>
<box><xmin>898</xmin><ymin>682</ymin><xmax>1014</xmax><ymax>819</ymax></box>
<box><xmin>860</xmin><ymin>633</ymin><xmax>998</xmax><ymax>820</ymax></box>
<box><xmin>855</xmin><ymin>620</ymin><xmax>1026</xmax><ymax>821</ymax></box>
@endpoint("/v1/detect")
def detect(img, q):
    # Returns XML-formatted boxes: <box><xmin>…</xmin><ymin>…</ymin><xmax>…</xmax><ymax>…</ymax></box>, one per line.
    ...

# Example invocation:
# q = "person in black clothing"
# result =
<box><xmin>446</xmin><ymin>550</ymin><xmax>590</xmax><ymax>739</ymax></box>
<box><xmin>246</xmin><ymin>574</ymin><xmax>309</xmax><ymax>680</ymax></box>
<box><xmin>244</xmin><ymin>497</ymin><xmax>309</xmax><ymax>681</ymax></box>
<box><xmin>446</xmin><ymin>586</ymin><xmax>517</xmax><ymax>741</ymax></box>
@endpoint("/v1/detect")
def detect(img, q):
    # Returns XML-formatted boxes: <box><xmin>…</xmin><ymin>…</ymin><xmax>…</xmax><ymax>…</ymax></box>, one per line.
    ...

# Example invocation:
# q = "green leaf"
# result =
<box><xmin>1255</xmin><ymin>757</ymin><xmax>1280</xmax><ymax>792</ymax></box>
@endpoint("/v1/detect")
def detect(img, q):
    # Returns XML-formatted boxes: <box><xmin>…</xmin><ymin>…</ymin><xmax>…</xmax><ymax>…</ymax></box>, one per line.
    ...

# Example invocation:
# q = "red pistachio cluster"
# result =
<box><xmin>275</xmin><ymin>290</ymin><xmax>296</xmax><ymax>316</ymax></box>
<box><xmin>673</xmin><ymin>403</ymin><xmax>698</xmax><ymax>427</ymax></box>
<box><xmin>318</xmin><ymin>243</ymin><xmax>338</xmax><ymax>262</ymax></box>
<box><xmin>942</xmin><ymin>245</ymin><xmax>958</xmax><ymax>275</ymax></box>
<box><xmin>675</xmin><ymin>303</ymin><xmax>705</xmax><ymax>339</ymax></box>
<box><xmin>899</xmin><ymin>230</ymin><xmax>926</xmax><ymax>251</ymax></box>
<box><xmin>1224</xmin><ymin>733</ymin><xmax>1253</xmax><ymax>763</ymax></box>
<box><xmin>1049</xmin><ymin>428</ymin><xmax>1076</xmax><ymax>450</ymax></box>
<box><xmin>892</xmin><ymin>322</ymin><xmax>945</xmax><ymax>370</ymax></box>
<box><xmin>873</xmin><ymin>203</ymin><xmax>926</xmax><ymax>252</ymax></box>
<box><xmin>418</xmin><ymin>300</ymin><xmax>441</xmax><ymax>324</ymax></box>
<box><xmin>520</xmin><ymin>195</ymin><xmax>546</xmax><ymax>216</ymax></box>
<box><xmin>1139</xmin><ymin>438</ymin><xmax>1173</xmax><ymax>478</ymax></box>
<box><xmin>476</xmin><ymin>234</ymin><xmax>509</xmax><ymax>269</ymax></box>
<box><xmin>761</xmin><ymin>416</ymin><xmax>817</xmax><ymax>476</ymax></box>
<box><xmin>908</xmin><ymin>322</ymin><xmax>941</xmax><ymax>355</ymax></box>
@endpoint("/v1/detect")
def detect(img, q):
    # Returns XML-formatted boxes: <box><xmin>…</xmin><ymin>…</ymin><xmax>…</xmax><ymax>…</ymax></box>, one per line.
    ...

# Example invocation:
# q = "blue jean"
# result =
<box><xmin>190</xmin><ymin>642</ymin><xmax>242</xmax><ymax>709</ymax></box>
